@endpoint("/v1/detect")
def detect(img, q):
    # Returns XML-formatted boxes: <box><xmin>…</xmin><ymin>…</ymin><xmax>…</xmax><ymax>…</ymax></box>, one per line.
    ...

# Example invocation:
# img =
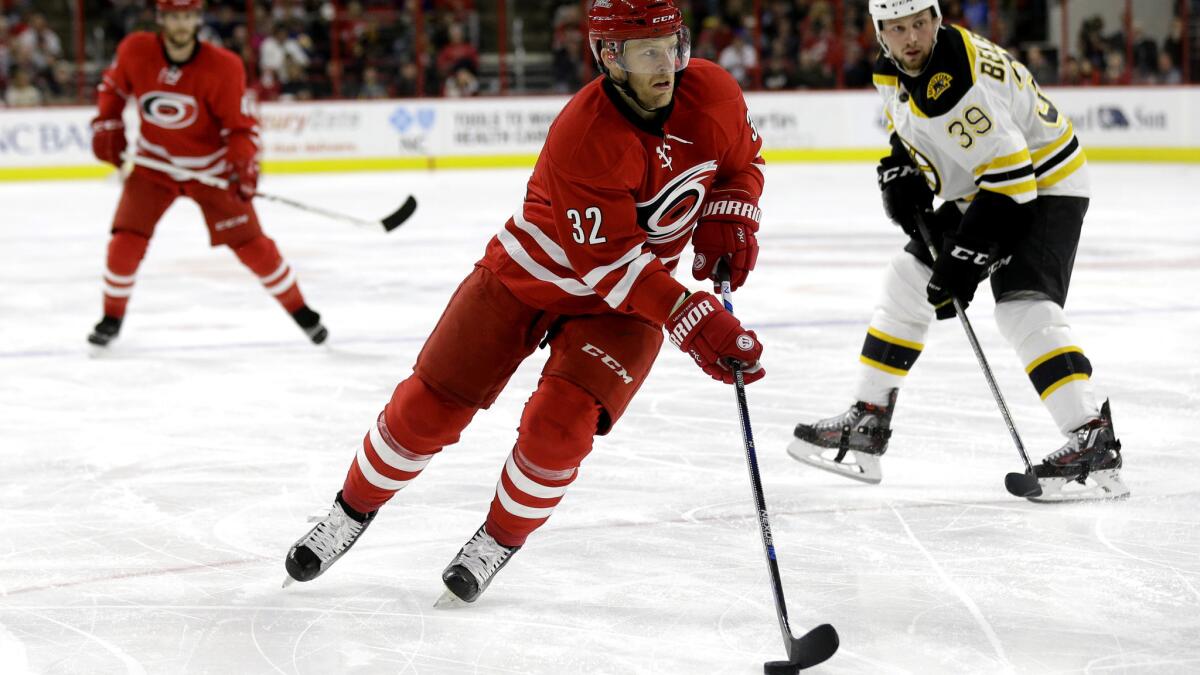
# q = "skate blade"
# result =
<box><xmin>1028</xmin><ymin>469</ymin><xmax>1130</xmax><ymax>503</ymax></box>
<box><xmin>87</xmin><ymin>343</ymin><xmax>111</xmax><ymax>358</ymax></box>
<box><xmin>434</xmin><ymin>589</ymin><xmax>471</xmax><ymax>609</ymax></box>
<box><xmin>787</xmin><ymin>439</ymin><xmax>882</xmax><ymax>484</ymax></box>
<box><xmin>282</xmin><ymin>576</ymin><xmax>296</xmax><ymax>589</ymax></box>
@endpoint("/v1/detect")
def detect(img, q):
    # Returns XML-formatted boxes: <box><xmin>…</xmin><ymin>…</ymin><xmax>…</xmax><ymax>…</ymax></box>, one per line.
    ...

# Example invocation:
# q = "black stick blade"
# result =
<box><xmin>788</xmin><ymin>623</ymin><xmax>839</xmax><ymax>669</ymax></box>
<box><xmin>380</xmin><ymin>195</ymin><xmax>418</xmax><ymax>232</ymax></box>
<box><xmin>1005</xmin><ymin>471</ymin><xmax>1043</xmax><ymax>498</ymax></box>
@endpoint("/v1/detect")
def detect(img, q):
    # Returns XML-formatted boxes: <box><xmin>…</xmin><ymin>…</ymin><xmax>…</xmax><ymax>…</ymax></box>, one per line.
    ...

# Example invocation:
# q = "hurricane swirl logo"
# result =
<box><xmin>139</xmin><ymin>91</ymin><xmax>199</xmax><ymax>130</ymax></box>
<box><xmin>635</xmin><ymin>160</ymin><xmax>719</xmax><ymax>245</ymax></box>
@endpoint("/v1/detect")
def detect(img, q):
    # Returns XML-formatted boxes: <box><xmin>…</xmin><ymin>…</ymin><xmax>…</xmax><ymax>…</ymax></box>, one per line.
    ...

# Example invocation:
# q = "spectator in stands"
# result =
<box><xmin>443</xmin><ymin>64</ymin><xmax>479</xmax><ymax>97</ymax></box>
<box><xmin>1060</xmin><ymin>55</ymin><xmax>1082</xmax><ymax>85</ymax></box>
<box><xmin>280</xmin><ymin>56</ymin><xmax>315</xmax><ymax>100</ymax></box>
<box><xmin>1103</xmin><ymin>50</ymin><xmax>1130</xmax><ymax>86</ymax></box>
<box><xmin>718</xmin><ymin>29</ymin><xmax>757</xmax><ymax>88</ymax></box>
<box><xmin>1025</xmin><ymin>45</ymin><xmax>1056</xmax><ymax>85</ymax></box>
<box><xmin>1153</xmin><ymin>51</ymin><xmax>1183</xmax><ymax>85</ymax></box>
<box><xmin>45</xmin><ymin>58</ymin><xmax>74</xmax><ymax>103</ymax></box>
<box><xmin>357</xmin><ymin>65</ymin><xmax>389</xmax><ymax>99</ymax></box>
<box><xmin>550</xmin><ymin>3</ymin><xmax>584</xmax><ymax>94</ymax></box>
<box><xmin>0</xmin><ymin>16</ymin><xmax>12</xmax><ymax>79</ymax></box>
<box><xmin>761</xmin><ymin>39</ymin><xmax>794</xmax><ymax>90</ymax></box>
<box><xmin>842</xmin><ymin>33</ymin><xmax>871</xmax><ymax>88</ymax></box>
<box><xmin>795</xmin><ymin>47</ymin><xmax>832</xmax><ymax>89</ymax></box>
<box><xmin>4</xmin><ymin>65</ymin><xmax>40</xmax><ymax>106</ymax></box>
<box><xmin>1163</xmin><ymin>17</ymin><xmax>1185</xmax><ymax>72</ymax></box>
<box><xmin>14</xmin><ymin>12</ymin><xmax>60</xmax><ymax>72</ymax></box>
<box><xmin>395</xmin><ymin>60</ymin><xmax>421</xmax><ymax>97</ymax></box>
<box><xmin>261</xmin><ymin>24</ymin><xmax>310</xmax><ymax>82</ymax></box>
<box><xmin>436</xmin><ymin>21</ymin><xmax>478</xmax><ymax>83</ymax></box>
<box><xmin>1130</xmin><ymin>21</ymin><xmax>1159</xmax><ymax>81</ymax></box>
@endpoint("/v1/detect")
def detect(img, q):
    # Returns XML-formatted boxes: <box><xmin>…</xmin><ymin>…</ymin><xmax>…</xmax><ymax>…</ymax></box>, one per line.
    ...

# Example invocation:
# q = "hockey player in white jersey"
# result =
<box><xmin>787</xmin><ymin>0</ymin><xmax>1126</xmax><ymax>501</ymax></box>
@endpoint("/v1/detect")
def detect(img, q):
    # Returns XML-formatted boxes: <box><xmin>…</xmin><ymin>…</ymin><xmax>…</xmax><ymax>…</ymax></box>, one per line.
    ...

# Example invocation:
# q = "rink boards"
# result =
<box><xmin>1</xmin><ymin>86</ymin><xmax>1198</xmax><ymax>181</ymax></box>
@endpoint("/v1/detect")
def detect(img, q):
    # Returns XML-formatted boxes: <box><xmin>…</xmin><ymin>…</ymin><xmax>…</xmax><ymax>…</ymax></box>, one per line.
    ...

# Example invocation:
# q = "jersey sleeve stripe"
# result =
<box><xmin>974</xmin><ymin>148</ymin><xmax>1033</xmax><ymax>177</ymax></box>
<box><xmin>1036</xmin><ymin>150</ymin><xmax>1087</xmax><ymax>189</ymax></box>
<box><xmin>979</xmin><ymin>178</ymin><xmax>1038</xmax><ymax>199</ymax></box>
<box><xmin>873</xmin><ymin>73</ymin><xmax>898</xmax><ymax>87</ymax></box>
<box><xmin>582</xmin><ymin>242</ymin><xmax>649</xmax><ymax>288</ymax></box>
<box><xmin>1031</xmin><ymin>121</ymin><xmax>1076</xmax><ymax>164</ymax></box>
<box><xmin>514</xmin><ymin>209</ymin><xmax>574</xmax><ymax>269</ymax></box>
<box><xmin>496</xmin><ymin>227</ymin><xmax>595</xmax><ymax>297</ymax></box>
<box><xmin>1033</xmin><ymin>136</ymin><xmax>1081</xmax><ymax>178</ymax></box>
<box><xmin>601</xmin><ymin>252</ymin><xmax>658</xmax><ymax>309</ymax></box>
<box><xmin>976</xmin><ymin>164</ymin><xmax>1035</xmax><ymax>186</ymax></box>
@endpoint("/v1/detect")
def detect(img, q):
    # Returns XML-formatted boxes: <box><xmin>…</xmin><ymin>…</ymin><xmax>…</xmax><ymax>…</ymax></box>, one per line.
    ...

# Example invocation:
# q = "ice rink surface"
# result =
<box><xmin>1</xmin><ymin>163</ymin><xmax>1198</xmax><ymax>674</ymax></box>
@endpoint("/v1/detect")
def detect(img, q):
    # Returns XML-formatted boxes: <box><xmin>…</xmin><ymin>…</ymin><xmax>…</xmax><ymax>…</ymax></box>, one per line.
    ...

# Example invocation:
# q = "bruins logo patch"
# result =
<box><xmin>927</xmin><ymin>72</ymin><xmax>953</xmax><ymax>101</ymax></box>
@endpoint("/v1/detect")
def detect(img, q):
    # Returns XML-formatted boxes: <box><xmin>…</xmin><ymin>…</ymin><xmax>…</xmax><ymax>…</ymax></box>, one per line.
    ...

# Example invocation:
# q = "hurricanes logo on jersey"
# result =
<box><xmin>139</xmin><ymin>91</ymin><xmax>199</xmax><ymax>130</ymax></box>
<box><xmin>927</xmin><ymin>73</ymin><xmax>953</xmax><ymax>101</ymax></box>
<box><xmin>635</xmin><ymin>160</ymin><xmax>718</xmax><ymax>245</ymax></box>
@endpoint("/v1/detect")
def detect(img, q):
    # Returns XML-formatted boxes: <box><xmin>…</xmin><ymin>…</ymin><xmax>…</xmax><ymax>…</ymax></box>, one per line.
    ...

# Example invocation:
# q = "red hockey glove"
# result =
<box><xmin>228</xmin><ymin>158</ymin><xmax>259</xmax><ymax>201</ymax></box>
<box><xmin>91</xmin><ymin>118</ymin><xmax>127</xmax><ymax>167</ymax></box>
<box><xmin>666</xmin><ymin>291</ymin><xmax>765</xmax><ymax>384</ymax></box>
<box><xmin>690</xmin><ymin>197</ymin><xmax>760</xmax><ymax>291</ymax></box>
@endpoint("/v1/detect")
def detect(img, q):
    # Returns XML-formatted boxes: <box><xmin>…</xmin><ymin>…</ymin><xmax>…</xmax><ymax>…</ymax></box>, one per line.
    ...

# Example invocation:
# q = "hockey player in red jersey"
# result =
<box><xmin>285</xmin><ymin>0</ymin><xmax>767</xmax><ymax>603</ymax></box>
<box><xmin>87</xmin><ymin>0</ymin><xmax>327</xmax><ymax>348</ymax></box>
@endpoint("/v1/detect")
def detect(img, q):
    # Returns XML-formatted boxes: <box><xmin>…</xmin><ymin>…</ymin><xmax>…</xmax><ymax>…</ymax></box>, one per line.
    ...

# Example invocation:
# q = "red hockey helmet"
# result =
<box><xmin>156</xmin><ymin>0</ymin><xmax>203</xmax><ymax>11</ymax></box>
<box><xmin>588</xmin><ymin>0</ymin><xmax>691</xmax><ymax>74</ymax></box>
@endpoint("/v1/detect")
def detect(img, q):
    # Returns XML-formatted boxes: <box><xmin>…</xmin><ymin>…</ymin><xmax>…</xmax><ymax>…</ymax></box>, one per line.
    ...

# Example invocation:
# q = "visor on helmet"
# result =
<box><xmin>592</xmin><ymin>27</ymin><xmax>691</xmax><ymax>75</ymax></box>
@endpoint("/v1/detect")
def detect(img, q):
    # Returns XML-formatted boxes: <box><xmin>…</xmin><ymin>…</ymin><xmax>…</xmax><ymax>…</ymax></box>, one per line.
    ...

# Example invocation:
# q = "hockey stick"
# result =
<box><xmin>913</xmin><ymin>212</ymin><xmax>1042</xmax><ymax>498</ymax></box>
<box><xmin>715</xmin><ymin>265</ymin><xmax>839</xmax><ymax>675</ymax></box>
<box><xmin>121</xmin><ymin>153</ymin><xmax>416</xmax><ymax>233</ymax></box>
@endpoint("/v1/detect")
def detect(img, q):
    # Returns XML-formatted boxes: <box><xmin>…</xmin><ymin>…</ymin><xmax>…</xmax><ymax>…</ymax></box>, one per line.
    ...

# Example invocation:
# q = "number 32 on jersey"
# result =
<box><xmin>567</xmin><ymin>207</ymin><xmax>606</xmax><ymax>245</ymax></box>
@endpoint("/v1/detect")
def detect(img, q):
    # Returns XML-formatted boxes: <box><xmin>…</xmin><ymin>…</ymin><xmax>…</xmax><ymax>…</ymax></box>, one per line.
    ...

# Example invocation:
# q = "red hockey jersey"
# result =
<box><xmin>479</xmin><ymin>58</ymin><xmax>765</xmax><ymax>326</ymax></box>
<box><xmin>96</xmin><ymin>32</ymin><xmax>259</xmax><ymax>183</ymax></box>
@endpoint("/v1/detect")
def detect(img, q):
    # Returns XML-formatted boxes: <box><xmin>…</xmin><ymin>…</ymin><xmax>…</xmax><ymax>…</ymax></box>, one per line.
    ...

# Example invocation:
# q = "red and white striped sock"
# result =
<box><xmin>485</xmin><ymin>447</ymin><xmax>577</xmax><ymax>547</ymax></box>
<box><xmin>341</xmin><ymin>376</ymin><xmax>478</xmax><ymax>514</ymax></box>
<box><xmin>102</xmin><ymin>231</ymin><xmax>149</xmax><ymax>318</ymax></box>
<box><xmin>231</xmin><ymin>235</ymin><xmax>305</xmax><ymax>313</ymax></box>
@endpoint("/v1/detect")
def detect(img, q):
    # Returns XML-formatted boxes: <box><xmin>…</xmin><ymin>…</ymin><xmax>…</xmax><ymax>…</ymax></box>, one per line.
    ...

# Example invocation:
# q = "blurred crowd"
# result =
<box><xmin>0</xmin><ymin>0</ymin><xmax>1195</xmax><ymax>107</ymax></box>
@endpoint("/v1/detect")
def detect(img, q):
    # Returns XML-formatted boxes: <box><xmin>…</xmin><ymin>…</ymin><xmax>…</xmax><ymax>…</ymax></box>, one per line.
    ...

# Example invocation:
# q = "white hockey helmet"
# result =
<box><xmin>869</xmin><ymin>0</ymin><xmax>942</xmax><ymax>60</ymax></box>
<box><xmin>869</xmin><ymin>0</ymin><xmax>942</xmax><ymax>25</ymax></box>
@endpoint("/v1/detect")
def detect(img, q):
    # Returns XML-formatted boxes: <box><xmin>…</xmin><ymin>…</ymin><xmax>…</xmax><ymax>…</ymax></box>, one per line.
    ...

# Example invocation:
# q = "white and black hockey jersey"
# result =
<box><xmin>874</xmin><ymin>25</ymin><xmax>1089</xmax><ymax>207</ymax></box>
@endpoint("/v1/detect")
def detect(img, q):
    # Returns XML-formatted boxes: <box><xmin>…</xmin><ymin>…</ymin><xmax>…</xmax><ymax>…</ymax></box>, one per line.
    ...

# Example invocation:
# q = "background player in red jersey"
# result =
<box><xmin>284</xmin><ymin>0</ymin><xmax>768</xmax><ymax>604</ymax></box>
<box><xmin>87</xmin><ymin>0</ymin><xmax>327</xmax><ymax>348</ymax></box>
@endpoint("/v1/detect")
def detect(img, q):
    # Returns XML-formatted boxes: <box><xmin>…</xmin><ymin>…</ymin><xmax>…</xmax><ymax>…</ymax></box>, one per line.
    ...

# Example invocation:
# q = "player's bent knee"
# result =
<box><xmin>876</xmin><ymin>251</ymin><xmax>935</xmax><ymax>325</ymax></box>
<box><xmin>994</xmin><ymin>298</ymin><xmax>1069</xmax><ymax>348</ymax></box>
<box><xmin>517</xmin><ymin>376</ymin><xmax>601</xmax><ymax>472</ymax></box>
<box><xmin>382</xmin><ymin>375</ymin><xmax>478</xmax><ymax>452</ymax></box>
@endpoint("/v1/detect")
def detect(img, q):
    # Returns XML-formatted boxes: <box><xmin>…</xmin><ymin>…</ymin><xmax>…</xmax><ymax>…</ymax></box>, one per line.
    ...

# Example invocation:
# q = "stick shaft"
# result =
<box><xmin>914</xmin><ymin>213</ymin><xmax>1035</xmax><ymax>472</ymax></box>
<box><xmin>717</xmin><ymin>278</ymin><xmax>798</xmax><ymax>654</ymax></box>
<box><xmin>123</xmin><ymin>154</ymin><xmax>378</xmax><ymax>228</ymax></box>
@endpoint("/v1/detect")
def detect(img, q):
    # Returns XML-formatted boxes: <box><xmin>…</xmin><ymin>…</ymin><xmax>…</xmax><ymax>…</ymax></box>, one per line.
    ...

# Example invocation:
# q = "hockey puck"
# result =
<box><xmin>764</xmin><ymin>660</ymin><xmax>801</xmax><ymax>675</ymax></box>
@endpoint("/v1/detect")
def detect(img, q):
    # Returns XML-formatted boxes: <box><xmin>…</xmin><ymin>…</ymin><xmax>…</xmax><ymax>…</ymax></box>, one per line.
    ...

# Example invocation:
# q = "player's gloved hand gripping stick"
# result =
<box><xmin>121</xmin><ymin>153</ymin><xmax>417</xmax><ymax>234</ymax></box>
<box><xmin>715</xmin><ymin>264</ymin><xmax>839</xmax><ymax>674</ymax></box>
<box><xmin>912</xmin><ymin>212</ymin><xmax>1043</xmax><ymax>499</ymax></box>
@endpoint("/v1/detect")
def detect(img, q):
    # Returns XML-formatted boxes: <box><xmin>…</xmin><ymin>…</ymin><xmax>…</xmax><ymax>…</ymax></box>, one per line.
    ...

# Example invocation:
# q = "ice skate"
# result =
<box><xmin>1029</xmin><ymin>400</ymin><xmax>1128</xmax><ymax>503</ymax></box>
<box><xmin>786</xmin><ymin>389</ymin><xmax>897</xmax><ymax>484</ymax></box>
<box><xmin>291</xmin><ymin>305</ymin><xmax>328</xmax><ymax>345</ymax></box>
<box><xmin>435</xmin><ymin>525</ymin><xmax>520</xmax><ymax>606</ymax></box>
<box><xmin>87</xmin><ymin>315</ymin><xmax>123</xmax><ymax>348</ymax></box>
<box><xmin>283</xmin><ymin>491</ymin><xmax>376</xmax><ymax>586</ymax></box>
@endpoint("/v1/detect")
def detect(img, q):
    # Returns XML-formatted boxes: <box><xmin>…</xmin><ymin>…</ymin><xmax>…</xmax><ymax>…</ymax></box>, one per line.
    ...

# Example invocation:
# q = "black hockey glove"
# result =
<box><xmin>877</xmin><ymin>156</ymin><xmax>933</xmax><ymax>238</ymax></box>
<box><xmin>926</xmin><ymin>233</ymin><xmax>996</xmax><ymax>319</ymax></box>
